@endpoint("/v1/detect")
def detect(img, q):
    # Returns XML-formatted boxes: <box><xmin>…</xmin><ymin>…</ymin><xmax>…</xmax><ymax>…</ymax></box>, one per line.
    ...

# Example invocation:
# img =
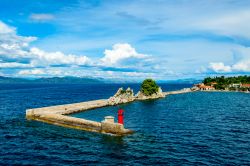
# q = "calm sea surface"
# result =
<box><xmin>0</xmin><ymin>84</ymin><xmax>249</xmax><ymax>165</ymax></box>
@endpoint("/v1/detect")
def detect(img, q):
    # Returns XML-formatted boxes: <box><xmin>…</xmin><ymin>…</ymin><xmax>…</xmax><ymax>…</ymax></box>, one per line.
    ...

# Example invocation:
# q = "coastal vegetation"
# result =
<box><xmin>120</xmin><ymin>88</ymin><xmax>133</xmax><ymax>95</ymax></box>
<box><xmin>202</xmin><ymin>75</ymin><xmax>250</xmax><ymax>91</ymax></box>
<box><xmin>141</xmin><ymin>79</ymin><xmax>160</xmax><ymax>96</ymax></box>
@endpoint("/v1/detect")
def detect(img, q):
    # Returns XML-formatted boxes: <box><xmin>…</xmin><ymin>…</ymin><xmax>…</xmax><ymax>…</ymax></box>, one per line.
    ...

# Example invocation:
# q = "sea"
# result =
<box><xmin>0</xmin><ymin>83</ymin><xmax>249</xmax><ymax>165</ymax></box>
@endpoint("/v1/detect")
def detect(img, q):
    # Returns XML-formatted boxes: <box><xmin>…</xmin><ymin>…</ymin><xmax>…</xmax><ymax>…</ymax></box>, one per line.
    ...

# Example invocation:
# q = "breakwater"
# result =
<box><xmin>163</xmin><ymin>88</ymin><xmax>194</xmax><ymax>95</ymax></box>
<box><xmin>26</xmin><ymin>88</ymin><xmax>194</xmax><ymax>135</ymax></box>
<box><xmin>26</xmin><ymin>99</ymin><xmax>133</xmax><ymax>136</ymax></box>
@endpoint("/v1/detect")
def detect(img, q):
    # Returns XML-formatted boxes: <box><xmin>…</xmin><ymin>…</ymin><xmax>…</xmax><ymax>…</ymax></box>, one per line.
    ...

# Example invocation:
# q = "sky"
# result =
<box><xmin>0</xmin><ymin>0</ymin><xmax>250</xmax><ymax>81</ymax></box>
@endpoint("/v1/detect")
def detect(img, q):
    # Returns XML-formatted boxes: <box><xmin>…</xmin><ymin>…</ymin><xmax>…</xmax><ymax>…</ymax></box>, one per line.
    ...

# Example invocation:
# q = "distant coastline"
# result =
<box><xmin>0</xmin><ymin>76</ymin><xmax>103</xmax><ymax>84</ymax></box>
<box><xmin>193</xmin><ymin>76</ymin><xmax>250</xmax><ymax>93</ymax></box>
<box><xmin>0</xmin><ymin>76</ymin><xmax>201</xmax><ymax>84</ymax></box>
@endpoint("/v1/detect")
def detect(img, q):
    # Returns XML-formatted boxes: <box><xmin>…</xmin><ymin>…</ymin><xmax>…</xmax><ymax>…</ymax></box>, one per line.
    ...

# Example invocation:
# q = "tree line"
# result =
<box><xmin>203</xmin><ymin>75</ymin><xmax>250</xmax><ymax>90</ymax></box>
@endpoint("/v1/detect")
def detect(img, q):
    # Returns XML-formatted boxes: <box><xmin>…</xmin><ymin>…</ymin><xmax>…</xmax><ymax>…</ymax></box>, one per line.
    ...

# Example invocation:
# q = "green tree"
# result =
<box><xmin>141</xmin><ymin>79</ymin><xmax>159</xmax><ymax>96</ymax></box>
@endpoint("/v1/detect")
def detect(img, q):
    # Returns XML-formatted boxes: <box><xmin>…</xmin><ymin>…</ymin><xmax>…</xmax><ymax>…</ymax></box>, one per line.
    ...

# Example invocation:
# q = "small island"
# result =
<box><xmin>108</xmin><ymin>79</ymin><xmax>165</xmax><ymax>105</ymax></box>
<box><xmin>193</xmin><ymin>75</ymin><xmax>250</xmax><ymax>92</ymax></box>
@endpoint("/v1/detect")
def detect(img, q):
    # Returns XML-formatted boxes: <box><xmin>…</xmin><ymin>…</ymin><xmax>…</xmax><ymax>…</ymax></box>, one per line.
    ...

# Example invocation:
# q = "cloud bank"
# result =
<box><xmin>208</xmin><ymin>60</ymin><xmax>250</xmax><ymax>73</ymax></box>
<box><xmin>0</xmin><ymin>21</ymin><xmax>157</xmax><ymax>79</ymax></box>
<box><xmin>0</xmin><ymin>21</ymin><xmax>90</xmax><ymax>69</ymax></box>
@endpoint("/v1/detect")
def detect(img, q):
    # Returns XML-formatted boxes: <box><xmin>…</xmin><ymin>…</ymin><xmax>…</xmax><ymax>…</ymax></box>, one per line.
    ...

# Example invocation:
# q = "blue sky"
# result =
<box><xmin>0</xmin><ymin>0</ymin><xmax>250</xmax><ymax>81</ymax></box>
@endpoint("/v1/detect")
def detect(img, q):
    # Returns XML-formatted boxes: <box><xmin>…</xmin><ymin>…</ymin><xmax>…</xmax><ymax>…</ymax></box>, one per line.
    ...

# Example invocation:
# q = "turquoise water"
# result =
<box><xmin>0</xmin><ymin>84</ymin><xmax>249</xmax><ymax>165</ymax></box>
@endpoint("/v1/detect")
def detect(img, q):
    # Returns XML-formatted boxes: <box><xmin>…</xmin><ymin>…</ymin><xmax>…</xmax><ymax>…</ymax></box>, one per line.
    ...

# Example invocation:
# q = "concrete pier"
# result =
<box><xmin>26</xmin><ymin>99</ymin><xmax>133</xmax><ymax>136</ymax></box>
<box><xmin>163</xmin><ymin>88</ymin><xmax>194</xmax><ymax>95</ymax></box>
<box><xmin>26</xmin><ymin>88</ymin><xmax>195</xmax><ymax>136</ymax></box>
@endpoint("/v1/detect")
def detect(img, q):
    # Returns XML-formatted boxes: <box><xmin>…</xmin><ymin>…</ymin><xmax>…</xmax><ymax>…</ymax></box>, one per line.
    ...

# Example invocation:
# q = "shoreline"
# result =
<box><xmin>198</xmin><ymin>89</ymin><xmax>250</xmax><ymax>93</ymax></box>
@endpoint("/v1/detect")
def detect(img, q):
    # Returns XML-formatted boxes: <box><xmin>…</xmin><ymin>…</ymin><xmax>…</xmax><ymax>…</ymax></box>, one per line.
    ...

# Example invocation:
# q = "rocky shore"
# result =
<box><xmin>107</xmin><ymin>88</ymin><xmax>135</xmax><ymax>105</ymax></box>
<box><xmin>107</xmin><ymin>87</ymin><xmax>166</xmax><ymax>105</ymax></box>
<box><xmin>136</xmin><ymin>87</ymin><xmax>165</xmax><ymax>100</ymax></box>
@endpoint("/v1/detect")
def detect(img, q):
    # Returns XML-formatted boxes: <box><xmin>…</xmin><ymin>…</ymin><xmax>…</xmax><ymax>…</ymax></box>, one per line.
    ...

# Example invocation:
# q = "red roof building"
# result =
<box><xmin>199</xmin><ymin>85</ymin><xmax>215</xmax><ymax>90</ymax></box>
<box><xmin>241</xmin><ymin>84</ymin><xmax>250</xmax><ymax>88</ymax></box>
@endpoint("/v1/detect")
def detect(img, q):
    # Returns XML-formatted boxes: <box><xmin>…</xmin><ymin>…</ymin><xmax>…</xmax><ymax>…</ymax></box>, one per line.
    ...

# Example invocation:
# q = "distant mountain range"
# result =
<box><xmin>0</xmin><ymin>76</ymin><xmax>202</xmax><ymax>84</ymax></box>
<box><xmin>0</xmin><ymin>76</ymin><xmax>104</xmax><ymax>84</ymax></box>
<box><xmin>158</xmin><ymin>78</ymin><xmax>202</xmax><ymax>84</ymax></box>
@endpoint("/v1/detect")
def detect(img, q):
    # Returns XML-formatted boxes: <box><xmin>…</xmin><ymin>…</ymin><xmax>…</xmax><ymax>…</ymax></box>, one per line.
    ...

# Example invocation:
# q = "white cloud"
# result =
<box><xmin>18</xmin><ymin>68</ymin><xmax>67</xmax><ymax>76</ymax></box>
<box><xmin>100</xmin><ymin>43</ymin><xmax>148</xmax><ymax>65</ymax></box>
<box><xmin>30</xmin><ymin>13</ymin><xmax>54</xmax><ymax>22</ymax></box>
<box><xmin>18</xmin><ymin>69</ymin><xmax>45</xmax><ymax>75</ymax></box>
<box><xmin>0</xmin><ymin>62</ymin><xmax>33</xmax><ymax>68</ymax></box>
<box><xmin>204</xmin><ymin>45</ymin><xmax>250</xmax><ymax>73</ymax></box>
<box><xmin>0</xmin><ymin>37</ymin><xmax>36</xmax><ymax>58</ymax></box>
<box><xmin>0</xmin><ymin>21</ymin><xmax>37</xmax><ymax>62</ymax></box>
<box><xmin>0</xmin><ymin>21</ymin><xmax>15</xmax><ymax>34</ymax></box>
<box><xmin>232</xmin><ymin>60</ymin><xmax>250</xmax><ymax>72</ymax></box>
<box><xmin>29</xmin><ymin>47</ymin><xmax>91</xmax><ymax>66</ymax></box>
<box><xmin>0</xmin><ymin>22</ymin><xmax>156</xmax><ymax>79</ymax></box>
<box><xmin>209</xmin><ymin>62</ymin><xmax>232</xmax><ymax>72</ymax></box>
<box><xmin>207</xmin><ymin>59</ymin><xmax>250</xmax><ymax>73</ymax></box>
<box><xmin>0</xmin><ymin>21</ymin><xmax>92</xmax><ymax>69</ymax></box>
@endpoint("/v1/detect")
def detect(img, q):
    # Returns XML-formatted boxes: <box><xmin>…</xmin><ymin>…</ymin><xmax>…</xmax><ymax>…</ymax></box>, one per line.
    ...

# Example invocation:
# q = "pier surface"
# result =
<box><xmin>26</xmin><ymin>99</ymin><xmax>133</xmax><ymax>136</ymax></box>
<box><xmin>26</xmin><ymin>88</ymin><xmax>194</xmax><ymax>136</ymax></box>
<box><xmin>163</xmin><ymin>88</ymin><xmax>193</xmax><ymax>95</ymax></box>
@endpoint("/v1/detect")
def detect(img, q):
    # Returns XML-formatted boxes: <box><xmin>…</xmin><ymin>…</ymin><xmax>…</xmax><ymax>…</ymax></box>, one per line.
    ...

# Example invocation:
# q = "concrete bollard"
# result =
<box><xmin>104</xmin><ymin>116</ymin><xmax>114</xmax><ymax>123</ymax></box>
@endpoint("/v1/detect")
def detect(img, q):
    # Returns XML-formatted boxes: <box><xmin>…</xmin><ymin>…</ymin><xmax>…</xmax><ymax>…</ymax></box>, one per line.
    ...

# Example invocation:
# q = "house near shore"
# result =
<box><xmin>194</xmin><ymin>83</ymin><xmax>215</xmax><ymax>91</ymax></box>
<box><xmin>228</xmin><ymin>83</ymin><xmax>250</xmax><ymax>91</ymax></box>
<box><xmin>199</xmin><ymin>85</ymin><xmax>215</xmax><ymax>91</ymax></box>
<box><xmin>240</xmin><ymin>84</ymin><xmax>250</xmax><ymax>91</ymax></box>
<box><xmin>241</xmin><ymin>84</ymin><xmax>250</xmax><ymax>88</ymax></box>
<box><xmin>229</xmin><ymin>83</ymin><xmax>241</xmax><ymax>88</ymax></box>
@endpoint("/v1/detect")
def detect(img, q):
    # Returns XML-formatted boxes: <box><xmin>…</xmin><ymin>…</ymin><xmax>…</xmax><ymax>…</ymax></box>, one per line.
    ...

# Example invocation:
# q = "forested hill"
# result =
<box><xmin>203</xmin><ymin>76</ymin><xmax>250</xmax><ymax>85</ymax></box>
